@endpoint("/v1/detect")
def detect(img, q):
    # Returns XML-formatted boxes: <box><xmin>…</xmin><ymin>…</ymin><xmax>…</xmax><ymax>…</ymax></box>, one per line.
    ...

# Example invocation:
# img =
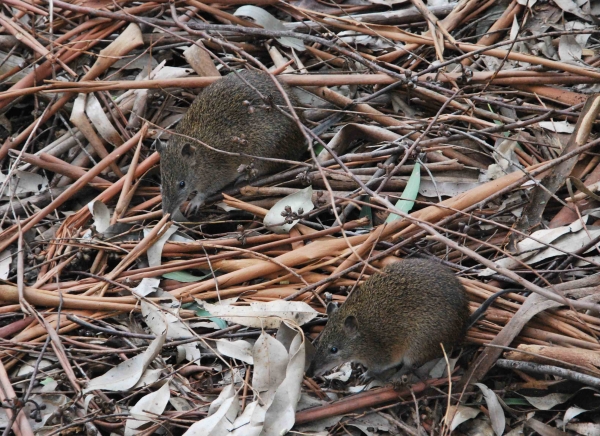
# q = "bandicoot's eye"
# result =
<box><xmin>179</xmin><ymin>181</ymin><xmax>186</xmax><ymax>189</ymax></box>
<box><xmin>330</xmin><ymin>347</ymin><xmax>338</xmax><ymax>354</ymax></box>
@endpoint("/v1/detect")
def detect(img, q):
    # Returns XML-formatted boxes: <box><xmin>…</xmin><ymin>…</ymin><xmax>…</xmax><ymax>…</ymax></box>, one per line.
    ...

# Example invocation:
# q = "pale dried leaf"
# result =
<box><xmin>132</xmin><ymin>278</ymin><xmax>161</xmax><ymax>297</ymax></box>
<box><xmin>84</xmin><ymin>332</ymin><xmax>165</xmax><ymax>393</ymax></box>
<box><xmin>133</xmin><ymin>368</ymin><xmax>163</xmax><ymax>389</ymax></box>
<box><xmin>144</xmin><ymin>224</ymin><xmax>178</xmax><ymax>267</ymax></box>
<box><xmin>85</xmin><ymin>94</ymin><xmax>122</xmax><ymax>146</ymax></box>
<box><xmin>0</xmin><ymin>170</ymin><xmax>49</xmax><ymax>197</ymax></box>
<box><xmin>446</xmin><ymin>405</ymin><xmax>481</xmax><ymax>431</ymax></box>
<box><xmin>216</xmin><ymin>339</ymin><xmax>254</xmax><ymax>364</ymax></box>
<box><xmin>252</xmin><ymin>333</ymin><xmax>288</xmax><ymax>405</ymax></box>
<box><xmin>141</xmin><ymin>301</ymin><xmax>200</xmax><ymax>362</ymax></box>
<box><xmin>475</xmin><ymin>383</ymin><xmax>505</xmax><ymax>436</ymax></box>
<box><xmin>125</xmin><ymin>382</ymin><xmax>170</xmax><ymax>436</ymax></box>
<box><xmin>261</xmin><ymin>331</ymin><xmax>306</xmax><ymax>436</ymax></box>
<box><xmin>563</xmin><ymin>406</ymin><xmax>588</xmax><ymax>426</ymax></box>
<box><xmin>517</xmin><ymin>0</ymin><xmax>537</xmax><ymax>6</ymax></box>
<box><xmin>264</xmin><ymin>186</ymin><xmax>315</xmax><ymax>234</ymax></box>
<box><xmin>184</xmin><ymin>389</ymin><xmax>239</xmax><ymax>436</ymax></box>
<box><xmin>523</xmin><ymin>393</ymin><xmax>574</xmax><ymax>410</ymax></box>
<box><xmin>552</xmin><ymin>0</ymin><xmax>591</xmax><ymax>20</ymax></box>
<box><xmin>208</xmin><ymin>384</ymin><xmax>236</xmax><ymax>416</ymax></box>
<box><xmin>234</xmin><ymin>6</ymin><xmax>305</xmax><ymax>51</ymax></box>
<box><xmin>230</xmin><ymin>401</ymin><xmax>264</xmax><ymax>436</ymax></box>
<box><xmin>539</xmin><ymin>120</ymin><xmax>574</xmax><ymax>133</ymax></box>
<box><xmin>0</xmin><ymin>250</ymin><xmax>11</xmax><ymax>280</ymax></box>
<box><xmin>565</xmin><ymin>422</ymin><xmax>600</xmax><ymax>435</ymax></box>
<box><xmin>419</xmin><ymin>177</ymin><xmax>480</xmax><ymax>198</ymax></box>
<box><xmin>324</xmin><ymin>362</ymin><xmax>352</xmax><ymax>382</ymax></box>
<box><xmin>200</xmin><ymin>300</ymin><xmax>319</xmax><ymax>328</ymax></box>
<box><xmin>87</xmin><ymin>200</ymin><xmax>110</xmax><ymax>233</ymax></box>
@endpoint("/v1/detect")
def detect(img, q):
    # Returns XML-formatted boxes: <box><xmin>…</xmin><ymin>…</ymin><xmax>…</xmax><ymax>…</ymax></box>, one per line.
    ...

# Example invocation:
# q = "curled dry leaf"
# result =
<box><xmin>195</xmin><ymin>324</ymin><xmax>307</xmax><ymax>436</ymax></box>
<box><xmin>475</xmin><ymin>383</ymin><xmax>506</xmax><ymax>436</ymax></box>
<box><xmin>145</xmin><ymin>224</ymin><xmax>178</xmax><ymax>268</ymax></box>
<box><xmin>133</xmin><ymin>368</ymin><xmax>163</xmax><ymax>389</ymax></box>
<box><xmin>563</xmin><ymin>406</ymin><xmax>588</xmax><ymax>427</ymax></box>
<box><xmin>83</xmin><ymin>332</ymin><xmax>166</xmax><ymax>393</ymax></box>
<box><xmin>479</xmin><ymin>215</ymin><xmax>600</xmax><ymax>276</ymax></box>
<box><xmin>87</xmin><ymin>200</ymin><xmax>110</xmax><ymax>233</ymax></box>
<box><xmin>261</xmin><ymin>331</ymin><xmax>306</xmax><ymax>436</ymax></box>
<box><xmin>183</xmin><ymin>385</ymin><xmax>239</xmax><ymax>436</ymax></box>
<box><xmin>125</xmin><ymin>382</ymin><xmax>171</xmax><ymax>436</ymax></box>
<box><xmin>252</xmin><ymin>333</ymin><xmax>288</xmax><ymax>404</ymax></box>
<box><xmin>142</xmin><ymin>301</ymin><xmax>200</xmax><ymax>362</ymax></box>
<box><xmin>234</xmin><ymin>6</ymin><xmax>305</xmax><ymax>51</ymax></box>
<box><xmin>446</xmin><ymin>405</ymin><xmax>481</xmax><ymax>431</ymax></box>
<box><xmin>85</xmin><ymin>94</ymin><xmax>122</xmax><ymax>146</ymax></box>
<box><xmin>522</xmin><ymin>392</ymin><xmax>574</xmax><ymax>410</ymax></box>
<box><xmin>324</xmin><ymin>362</ymin><xmax>352</xmax><ymax>382</ymax></box>
<box><xmin>264</xmin><ymin>186</ymin><xmax>315</xmax><ymax>234</ymax></box>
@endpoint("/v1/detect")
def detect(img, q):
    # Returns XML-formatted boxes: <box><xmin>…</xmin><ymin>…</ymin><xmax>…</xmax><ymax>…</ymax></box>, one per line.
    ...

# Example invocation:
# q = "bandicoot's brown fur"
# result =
<box><xmin>307</xmin><ymin>259</ymin><xmax>470</xmax><ymax>379</ymax></box>
<box><xmin>157</xmin><ymin>70</ymin><xmax>306</xmax><ymax>217</ymax></box>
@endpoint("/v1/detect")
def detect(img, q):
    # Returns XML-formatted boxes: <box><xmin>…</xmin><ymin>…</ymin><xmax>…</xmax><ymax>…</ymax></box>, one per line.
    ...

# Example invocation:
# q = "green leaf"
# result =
<box><xmin>502</xmin><ymin>398</ymin><xmax>530</xmax><ymax>406</ymax></box>
<box><xmin>163</xmin><ymin>271</ymin><xmax>212</xmax><ymax>283</ymax></box>
<box><xmin>358</xmin><ymin>196</ymin><xmax>373</xmax><ymax>229</ymax></box>
<box><xmin>386</xmin><ymin>162</ymin><xmax>421</xmax><ymax>223</ymax></box>
<box><xmin>195</xmin><ymin>308</ymin><xmax>228</xmax><ymax>329</ymax></box>
<box><xmin>40</xmin><ymin>377</ymin><xmax>54</xmax><ymax>386</ymax></box>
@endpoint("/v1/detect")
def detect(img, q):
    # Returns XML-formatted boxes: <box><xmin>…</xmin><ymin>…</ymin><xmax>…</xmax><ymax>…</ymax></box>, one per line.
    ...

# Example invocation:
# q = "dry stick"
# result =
<box><xmin>25</xmin><ymin>71</ymin><xmax>600</xmax><ymax>97</ymax></box>
<box><xmin>113</xmin><ymin>132</ymin><xmax>144</xmax><ymax>221</ymax></box>
<box><xmin>0</xmin><ymin>14</ymin><xmax>75</xmax><ymax>76</ymax></box>
<box><xmin>13</xmin><ymin>151</ymin><xmax>111</xmax><ymax>187</ymax></box>
<box><xmin>0</xmin><ymin>127</ymin><xmax>147</xmax><ymax>253</ymax></box>
<box><xmin>295</xmin><ymin>377</ymin><xmax>457</xmax><ymax>424</ymax></box>
<box><xmin>0</xmin><ymin>0</ymin><xmax>157</xmax><ymax>114</ymax></box>
<box><xmin>0</xmin><ymin>285</ymin><xmax>139</xmax><ymax>311</ymax></box>
<box><xmin>496</xmin><ymin>359</ymin><xmax>600</xmax><ymax>388</ymax></box>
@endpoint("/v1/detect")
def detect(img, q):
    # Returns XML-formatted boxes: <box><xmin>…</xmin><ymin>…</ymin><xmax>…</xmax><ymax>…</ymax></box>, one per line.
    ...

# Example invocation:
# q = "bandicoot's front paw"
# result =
<box><xmin>359</xmin><ymin>370</ymin><xmax>379</xmax><ymax>384</ymax></box>
<box><xmin>185</xmin><ymin>194</ymin><xmax>206</xmax><ymax>216</ymax></box>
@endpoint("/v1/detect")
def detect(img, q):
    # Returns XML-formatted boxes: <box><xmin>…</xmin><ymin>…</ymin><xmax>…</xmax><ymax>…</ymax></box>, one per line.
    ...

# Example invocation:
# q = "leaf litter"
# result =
<box><xmin>0</xmin><ymin>0</ymin><xmax>599</xmax><ymax>434</ymax></box>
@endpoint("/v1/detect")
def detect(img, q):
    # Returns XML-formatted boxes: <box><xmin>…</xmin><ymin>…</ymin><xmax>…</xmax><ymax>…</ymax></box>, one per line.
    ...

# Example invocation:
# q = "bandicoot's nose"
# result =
<box><xmin>161</xmin><ymin>198</ymin><xmax>178</xmax><ymax>219</ymax></box>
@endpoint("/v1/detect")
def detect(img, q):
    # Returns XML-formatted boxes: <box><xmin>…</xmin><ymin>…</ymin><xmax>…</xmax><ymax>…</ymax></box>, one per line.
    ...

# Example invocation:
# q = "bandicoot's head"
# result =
<box><xmin>306</xmin><ymin>302</ymin><xmax>361</xmax><ymax>377</ymax></box>
<box><xmin>156</xmin><ymin>140</ymin><xmax>198</xmax><ymax>217</ymax></box>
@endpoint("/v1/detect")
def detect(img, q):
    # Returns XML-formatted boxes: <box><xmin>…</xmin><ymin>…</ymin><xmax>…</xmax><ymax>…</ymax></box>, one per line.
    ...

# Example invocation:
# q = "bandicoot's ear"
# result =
<box><xmin>344</xmin><ymin>315</ymin><xmax>358</xmax><ymax>336</ymax></box>
<box><xmin>155</xmin><ymin>140</ymin><xmax>165</xmax><ymax>153</ymax></box>
<box><xmin>181</xmin><ymin>143</ymin><xmax>196</xmax><ymax>158</ymax></box>
<box><xmin>326</xmin><ymin>302</ymin><xmax>339</xmax><ymax>316</ymax></box>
